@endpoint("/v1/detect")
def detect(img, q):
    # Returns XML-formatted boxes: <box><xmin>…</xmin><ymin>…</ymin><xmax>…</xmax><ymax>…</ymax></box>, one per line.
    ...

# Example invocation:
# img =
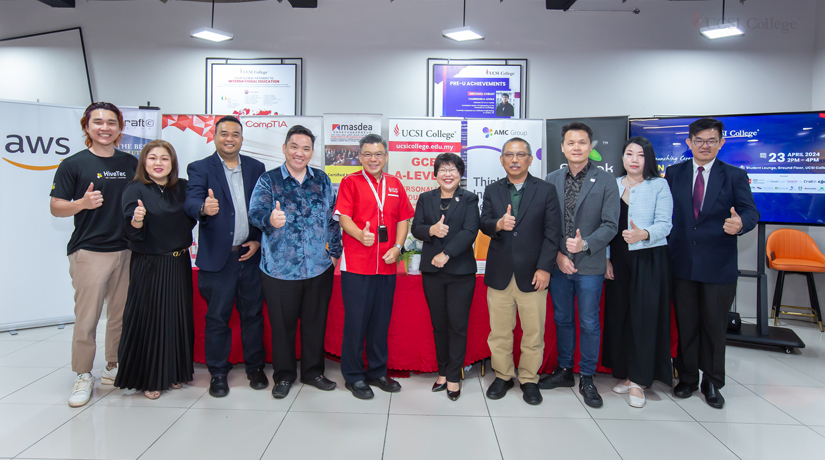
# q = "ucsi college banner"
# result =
<box><xmin>0</xmin><ymin>100</ymin><xmax>87</xmax><ymax>329</ymax></box>
<box><xmin>388</xmin><ymin>118</ymin><xmax>462</xmax><ymax>208</ymax></box>
<box><xmin>323</xmin><ymin>113</ymin><xmax>382</xmax><ymax>184</ymax></box>
<box><xmin>465</xmin><ymin>119</ymin><xmax>544</xmax><ymax>210</ymax></box>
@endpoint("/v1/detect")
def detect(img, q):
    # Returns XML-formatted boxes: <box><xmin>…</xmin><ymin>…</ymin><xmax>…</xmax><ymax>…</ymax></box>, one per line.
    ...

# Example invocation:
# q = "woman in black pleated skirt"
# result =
<box><xmin>116</xmin><ymin>139</ymin><xmax>196</xmax><ymax>399</ymax></box>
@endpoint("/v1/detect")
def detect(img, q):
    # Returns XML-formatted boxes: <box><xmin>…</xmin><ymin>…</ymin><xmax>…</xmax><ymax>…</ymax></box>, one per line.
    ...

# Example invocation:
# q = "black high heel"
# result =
<box><xmin>432</xmin><ymin>380</ymin><xmax>448</xmax><ymax>392</ymax></box>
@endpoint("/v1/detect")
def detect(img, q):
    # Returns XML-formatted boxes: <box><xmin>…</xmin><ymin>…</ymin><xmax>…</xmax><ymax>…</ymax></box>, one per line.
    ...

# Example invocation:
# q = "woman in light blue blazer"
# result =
<box><xmin>603</xmin><ymin>136</ymin><xmax>673</xmax><ymax>408</ymax></box>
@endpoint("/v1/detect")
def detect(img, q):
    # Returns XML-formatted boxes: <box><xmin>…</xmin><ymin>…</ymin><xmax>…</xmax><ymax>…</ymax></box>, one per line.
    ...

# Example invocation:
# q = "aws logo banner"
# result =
<box><xmin>0</xmin><ymin>102</ymin><xmax>85</xmax><ymax>171</ymax></box>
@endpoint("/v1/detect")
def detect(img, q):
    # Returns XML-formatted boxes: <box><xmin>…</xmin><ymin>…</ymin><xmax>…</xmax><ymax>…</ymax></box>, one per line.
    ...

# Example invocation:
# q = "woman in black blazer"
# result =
<box><xmin>411</xmin><ymin>153</ymin><xmax>480</xmax><ymax>401</ymax></box>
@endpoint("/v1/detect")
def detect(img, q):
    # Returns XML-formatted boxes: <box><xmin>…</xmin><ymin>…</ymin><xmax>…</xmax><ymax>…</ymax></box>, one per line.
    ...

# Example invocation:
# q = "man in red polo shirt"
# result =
<box><xmin>334</xmin><ymin>134</ymin><xmax>415</xmax><ymax>400</ymax></box>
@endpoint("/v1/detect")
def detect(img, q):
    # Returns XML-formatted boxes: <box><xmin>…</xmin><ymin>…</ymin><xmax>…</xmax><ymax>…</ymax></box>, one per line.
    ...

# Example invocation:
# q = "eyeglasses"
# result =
<box><xmin>360</xmin><ymin>153</ymin><xmax>386</xmax><ymax>159</ymax></box>
<box><xmin>502</xmin><ymin>153</ymin><xmax>530</xmax><ymax>160</ymax></box>
<box><xmin>691</xmin><ymin>138</ymin><xmax>720</xmax><ymax>147</ymax></box>
<box><xmin>438</xmin><ymin>168</ymin><xmax>458</xmax><ymax>174</ymax></box>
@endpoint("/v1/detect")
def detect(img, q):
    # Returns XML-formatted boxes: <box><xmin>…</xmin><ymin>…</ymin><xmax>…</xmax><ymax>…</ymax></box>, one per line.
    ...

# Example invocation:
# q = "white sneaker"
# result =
<box><xmin>101</xmin><ymin>365</ymin><xmax>117</xmax><ymax>385</ymax></box>
<box><xmin>68</xmin><ymin>373</ymin><xmax>94</xmax><ymax>408</ymax></box>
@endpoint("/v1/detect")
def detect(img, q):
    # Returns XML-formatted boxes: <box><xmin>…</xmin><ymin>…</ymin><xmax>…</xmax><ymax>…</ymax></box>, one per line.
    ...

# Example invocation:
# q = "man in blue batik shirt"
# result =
<box><xmin>249</xmin><ymin>125</ymin><xmax>342</xmax><ymax>399</ymax></box>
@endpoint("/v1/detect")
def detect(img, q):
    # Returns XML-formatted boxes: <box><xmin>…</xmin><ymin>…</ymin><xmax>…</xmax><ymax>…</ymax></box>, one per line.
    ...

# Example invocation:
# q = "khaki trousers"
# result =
<box><xmin>68</xmin><ymin>249</ymin><xmax>131</xmax><ymax>374</ymax></box>
<box><xmin>487</xmin><ymin>275</ymin><xmax>548</xmax><ymax>384</ymax></box>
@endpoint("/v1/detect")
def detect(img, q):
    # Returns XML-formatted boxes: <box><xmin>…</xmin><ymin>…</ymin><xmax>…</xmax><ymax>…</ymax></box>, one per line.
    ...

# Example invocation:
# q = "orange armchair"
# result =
<box><xmin>766</xmin><ymin>228</ymin><xmax>825</xmax><ymax>331</ymax></box>
<box><xmin>474</xmin><ymin>230</ymin><xmax>490</xmax><ymax>260</ymax></box>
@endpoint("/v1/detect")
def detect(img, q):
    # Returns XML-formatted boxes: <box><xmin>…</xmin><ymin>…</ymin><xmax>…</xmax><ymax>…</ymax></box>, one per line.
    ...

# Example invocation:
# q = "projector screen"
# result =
<box><xmin>630</xmin><ymin>112</ymin><xmax>825</xmax><ymax>226</ymax></box>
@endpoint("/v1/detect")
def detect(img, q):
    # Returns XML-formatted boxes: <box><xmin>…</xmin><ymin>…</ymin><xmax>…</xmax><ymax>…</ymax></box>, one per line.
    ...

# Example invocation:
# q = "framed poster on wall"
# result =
<box><xmin>206</xmin><ymin>58</ymin><xmax>302</xmax><ymax>116</ymax></box>
<box><xmin>427</xmin><ymin>58</ymin><xmax>527</xmax><ymax>119</ymax></box>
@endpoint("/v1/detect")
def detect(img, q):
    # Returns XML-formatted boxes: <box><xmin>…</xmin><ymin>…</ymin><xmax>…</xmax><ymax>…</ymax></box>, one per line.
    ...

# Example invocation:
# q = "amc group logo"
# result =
<box><xmin>481</xmin><ymin>127</ymin><xmax>528</xmax><ymax>139</ymax></box>
<box><xmin>3</xmin><ymin>134</ymin><xmax>71</xmax><ymax>171</ymax></box>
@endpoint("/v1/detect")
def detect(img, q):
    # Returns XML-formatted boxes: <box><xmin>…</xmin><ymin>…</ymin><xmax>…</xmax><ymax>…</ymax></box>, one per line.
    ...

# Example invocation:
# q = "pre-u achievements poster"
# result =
<box><xmin>323</xmin><ymin>114</ymin><xmax>382</xmax><ymax>184</ymax></box>
<box><xmin>465</xmin><ymin>119</ymin><xmax>544</xmax><ymax>209</ymax></box>
<box><xmin>388</xmin><ymin>118</ymin><xmax>462</xmax><ymax>208</ymax></box>
<box><xmin>432</xmin><ymin>65</ymin><xmax>523</xmax><ymax>119</ymax></box>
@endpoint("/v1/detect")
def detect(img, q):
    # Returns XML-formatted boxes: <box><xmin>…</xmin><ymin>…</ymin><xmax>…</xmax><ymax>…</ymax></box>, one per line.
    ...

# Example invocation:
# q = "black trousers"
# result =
<box><xmin>199</xmin><ymin>256</ymin><xmax>265</xmax><ymax>377</ymax></box>
<box><xmin>672</xmin><ymin>278</ymin><xmax>736</xmax><ymax>388</ymax></box>
<box><xmin>261</xmin><ymin>266</ymin><xmax>334</xmax><ymax>383</ymax></box>
<box><xmin>422</xmin><ymin>272</ymin><xmax>475</xmax><ymax>383</ymax></box>
<box><xmin>340</xmin><ymin>272</ymin><xmax>396</xmax><ymax>383</ymax></box>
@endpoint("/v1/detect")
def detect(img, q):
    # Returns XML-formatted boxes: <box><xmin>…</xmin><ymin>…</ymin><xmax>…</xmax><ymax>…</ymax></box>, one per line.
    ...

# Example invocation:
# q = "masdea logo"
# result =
<box><xmin>3</xmin><ymin>134</ymin><xmax>71</xmax><ymax>171</ymax></box>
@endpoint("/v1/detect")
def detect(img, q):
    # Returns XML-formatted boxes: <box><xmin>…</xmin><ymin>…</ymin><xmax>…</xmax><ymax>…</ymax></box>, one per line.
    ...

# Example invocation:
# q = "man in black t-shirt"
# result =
<box><xmin>496</xmin><ymin>93</ymin><xmax>515</xmax><ymax>118</ymax></box>
<box><xmin>49</xmin><ymin>102</ymin><xmax>137</xmax><ymax>408</ymax></box>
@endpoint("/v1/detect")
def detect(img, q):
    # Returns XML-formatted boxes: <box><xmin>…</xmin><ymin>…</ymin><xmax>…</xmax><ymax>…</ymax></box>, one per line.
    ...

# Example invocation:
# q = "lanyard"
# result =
<box><xmin>361</xmin><ymin>169</ymin><xmax>386</xmax><ymax>224</ymax></box>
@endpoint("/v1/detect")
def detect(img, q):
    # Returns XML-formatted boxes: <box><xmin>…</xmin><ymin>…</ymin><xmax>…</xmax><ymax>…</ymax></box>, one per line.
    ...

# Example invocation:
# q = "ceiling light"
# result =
<box><xmin>443</xmin><ymin>0</ymin><xmax>484</xmax><ymax>42</ymax></box>
<box><xmin>190</xmin><ymin>27</ymin><xmax>233</xmax><ymax>42</ymax></box>
<box><xmin>191</xmin><ymin>0</ymin><xmax>233</xmax><ymax>43</ymax></box>
<box><xmin>443</xmin><ymin>26</ymin><xmax>484</xmax><ymax>42</ymax></box>
<box><xmin>700</xmin><ymin>23</ymin><xmax>744</xmax><ymax>39</ymax></box>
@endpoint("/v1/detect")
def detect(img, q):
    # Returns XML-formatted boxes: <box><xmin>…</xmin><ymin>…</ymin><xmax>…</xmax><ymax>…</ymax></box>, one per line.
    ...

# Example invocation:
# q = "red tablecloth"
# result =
<box><xmin>193</xmin><ymin>267</ymin><xmax>678</xmax><ymax>374</ymax></box>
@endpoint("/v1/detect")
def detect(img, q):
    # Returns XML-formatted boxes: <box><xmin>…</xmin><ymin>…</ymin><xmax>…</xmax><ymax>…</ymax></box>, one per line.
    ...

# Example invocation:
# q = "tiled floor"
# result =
<box><xmin>1</xmin><ymin>319</ymin><xmax>825</xmax><ymax>460</ymax></box>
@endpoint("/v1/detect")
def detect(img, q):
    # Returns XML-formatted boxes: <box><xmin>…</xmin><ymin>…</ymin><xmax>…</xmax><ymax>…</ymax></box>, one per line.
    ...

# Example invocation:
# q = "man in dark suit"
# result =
<box><xmin>665</xmin><ymin>117</ymin><xmax>759</xmax><ymax>409</ymax></box>
<box><xmin>495</xmin><ymin>93</ymin><xmax>515</xmax><ymax>118</ymax></box>
<box><xmin>184</xmin><ymin>115</ymin><xmax>268</xmax><ymax>398</ymax></box>
<box><xmin>480</xmin><ymin>137</ymin><xmax>562</xmax><ymax>405</ymax></box>
<box><xmin>541</xmin><ymin>122</ymin><xmax>619</xmax><ymax>409</ymax></box>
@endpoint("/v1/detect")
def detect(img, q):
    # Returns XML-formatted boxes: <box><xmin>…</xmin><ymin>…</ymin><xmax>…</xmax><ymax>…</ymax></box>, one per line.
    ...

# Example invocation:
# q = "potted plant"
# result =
<box><xmin>399</xmin><ymin>233</ymin><xmax>423</xmax><ymax>275</ymax></box>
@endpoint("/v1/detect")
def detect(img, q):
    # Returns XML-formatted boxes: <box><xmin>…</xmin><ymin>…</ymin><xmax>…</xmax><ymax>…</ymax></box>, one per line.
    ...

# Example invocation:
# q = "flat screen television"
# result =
<box><xmin>630</xmin><ymin>112</ymin><xmax>825</xmax><ymax>226</ymax></box>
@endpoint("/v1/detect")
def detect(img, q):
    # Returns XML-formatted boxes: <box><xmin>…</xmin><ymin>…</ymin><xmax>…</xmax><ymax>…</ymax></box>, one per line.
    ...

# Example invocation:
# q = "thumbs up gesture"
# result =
<box><xmin>724</xmin><ymin>207</ymin><xmax>743</xmax><ymax>235</ymax></box>
<box><xmin>81</xmin><ymin>182</ymin><xmax>103</xmax><ymax>210</ymax></box>
<box><xmin>360</xmin><ymin>221</ymin><xmax>375</xmax><ymax>247</ymax></box>
<box><xmin>270</xmin><ymin>201</ymin><xmax>286</xmax><ymax>228</ymax></box>
<box><xmin>430</xmin><ymin>215</ymin><xmax>450</xmax><ymax>238</ymax></box>
<box><xmin>566</xmin><ymin>229</ymin><xmax>585</xmax><ymax>254</ymax></box>
<box><xmin>133</xmin><ymin>199</ymin><xmax>146</xmax><ymax>223</ymax></box>
<box><xmin>622</xmin><ymin>220</ymin><xmax>648</xmax><ymax>245</ymax></box>
<box><xmin>203</xmin><ymin>188</ymin><xmax>219</xmax><ymax>216</ymax></box>
<box><xmin>497</xmin><ymin>204</ymin><xmax>516</xmax><ymax>232</ymax></box>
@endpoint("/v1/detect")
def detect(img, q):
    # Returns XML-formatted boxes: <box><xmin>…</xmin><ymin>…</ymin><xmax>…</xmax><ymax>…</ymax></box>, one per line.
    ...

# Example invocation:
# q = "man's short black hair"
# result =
<box><xmin>215</xmin><ymin>115</ymin><xmax>242</xmax><ymax>134</ymax></box>
<box><xmin>284</xmin><ymin>124</ymin><xmax>316</xmax><ymax>146</ymax></box>
<box><xmin>433</xmin><ymin>152</ymin><xmax>465</xmax><ymax>177</ymax></box>
<box><xmin>502</xmin><ymin>93</ymin><xmax>510</xmax><ymax>98</ymax></box>
<box><xmin>689</xmin><ymin>117</ymin><xmax>725</xmax><ymax>139</ymax></box>
<box><xmin>501</xmin><ymin>137</ymin><xmax>532</xmax><ymax>156</ymax></box>
<box><xmin>359</xmin><ymin>133</ymin><xmax>388</xmax><ymax>151</ymax></box>
<box><xmin>561</xmin><ymin>122</ymin><xmax>593</xmax><ymax>143</ymax></box>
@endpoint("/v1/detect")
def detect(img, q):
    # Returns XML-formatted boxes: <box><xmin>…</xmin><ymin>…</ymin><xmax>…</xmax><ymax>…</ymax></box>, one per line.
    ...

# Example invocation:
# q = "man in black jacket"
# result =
<box><xmin>480</xmin><ymin>137</ymin><xmax>562</xmax><ymax>405</ymax></box>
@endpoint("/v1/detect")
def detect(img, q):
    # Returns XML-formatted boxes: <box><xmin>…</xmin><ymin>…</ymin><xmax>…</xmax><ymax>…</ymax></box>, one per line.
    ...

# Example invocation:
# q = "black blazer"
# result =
<box><xmin>665</xmin><ymin>159</ymin><xmax>759</xmax><ymax>285</ymax></box>
<box><xmin>411</xmin><ymin>187</ymin><xmax>480</xmax><ymax>275</ymax></box>
<box><xmin>479</xmin><ymin>174</ymin><xmax>562</xmax><ymax>292</ymax></box>
<box><xmin>184</xmin><ymin>152</ymin><xmax>265</xmax><ymax>272</ymax></box>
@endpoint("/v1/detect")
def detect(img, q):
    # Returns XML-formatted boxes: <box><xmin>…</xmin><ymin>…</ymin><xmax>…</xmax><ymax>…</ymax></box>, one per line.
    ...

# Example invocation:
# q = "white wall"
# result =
<box><xmin>2</xmin><ymin>0</ymin><xmax>823</xmax><ymax>320</ymax></box>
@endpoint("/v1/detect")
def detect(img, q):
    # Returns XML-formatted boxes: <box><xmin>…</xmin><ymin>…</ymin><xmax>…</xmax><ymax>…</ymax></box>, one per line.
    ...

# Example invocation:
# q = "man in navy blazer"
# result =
<box><xmin>184</xmin><ymin>115</ymin><xmax>268</xmax><ymax>398</ymax></box>
<box><xmin>665</xmin><ymin>117</ymin><xmax>759</xmax><ymax>409</ymax></box>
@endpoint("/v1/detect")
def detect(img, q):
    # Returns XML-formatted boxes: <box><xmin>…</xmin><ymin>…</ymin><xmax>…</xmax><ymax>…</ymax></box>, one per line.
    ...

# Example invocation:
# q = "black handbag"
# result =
<box><xmin>728</xmin><ymin>311</ymin><xmax>742</xmax><ymax>332</ymax></box>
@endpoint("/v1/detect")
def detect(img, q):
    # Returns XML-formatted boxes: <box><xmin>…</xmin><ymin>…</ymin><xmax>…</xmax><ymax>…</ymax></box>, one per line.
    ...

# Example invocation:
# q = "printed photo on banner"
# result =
<box><xmin>545</xmin><ymin>116</ymin><xmax>629</xmax><ymax>177</ymax></box>
<box><xmin>323</xmin><ymin>114</ymin><xmax>382</xmax><ymax>186</ymax></box>
<box><xmin>388</xmin><ymin>118</ymin><xmax>462</xmax><ymax>208</ymax></box>
<box><xmin>428</xmin><ymin>59</ymin><xmax>527</xmax><ymax>119</ymax></box>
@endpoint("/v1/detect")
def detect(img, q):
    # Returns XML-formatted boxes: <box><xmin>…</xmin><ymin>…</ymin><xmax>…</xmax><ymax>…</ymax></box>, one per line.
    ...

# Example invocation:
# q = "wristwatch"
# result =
<box><xmin>581</xmin><ymin>239</ymin><xmax>589</xmax><ymax>252</ymax></box>
<box><xmin>393</xmin><ymin>243</ymin><xmax>403</xmax><ymax>251</ymax></box>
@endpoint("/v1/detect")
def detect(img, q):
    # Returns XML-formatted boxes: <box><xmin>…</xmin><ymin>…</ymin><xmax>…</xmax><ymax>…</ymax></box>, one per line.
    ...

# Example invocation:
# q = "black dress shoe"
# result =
<box><xmin>538</xmin><ymin>367</ymin><xmax>574</xmax><ymax>389</ymax></box>
<box><xmin>521</xmin><ymin>382</ymin><xmax>543</xmax><ymax>406</ymax></box>
<box><xmin>366</xmin><ymin>376</ymin><xmax>402</xmax><ymax>393</ymax></box>
<box><xmin>345</xmin><ymin>380</ymin><xmax>375</xmax><ymax>400</ymax></box>
<box><xmin>447</xmin><ymin>388</ymin><xmax>461</xmax><ymax>401</ymax></box>
<box><xmin>301</xmin><ymin>375</ymin><xmax>337</xmax><ymax>391</ymax></box>
<box><xmin>209</xmin><ymin>376</ymin><xmax>229</xmax><ymax>398</ymax></box>
<box><xmin>432</xmin><ymin>380</ymin><xmax>448</xmax><ymax>392</ymax></box>
<box><xmin>701</xmin><ymin>380</ymin><xmax>725</xmax><ymax>409</ymax></box>
<box><xmin>247</xmin><ymin>369</ymin><xmax>269</xmax><ymax>390</ymax></box>
<box><xmin>579</xmin><ymin>375</ymin><xmax>603</xmax><ymax>408</ymax></box>
<box><xmin>673</xmin><ymin>381</ymin><xmax>699</xmax><ymax>399</ymax></box>
<box><xmin>271</xmin><ymin>380</ymin><xmax>292</xmax><ymax>399</ymax></box>
<box><xmin>486</xmin><ymin>377</ymin><xmax>515</xmax><ymax>400</ymax></box>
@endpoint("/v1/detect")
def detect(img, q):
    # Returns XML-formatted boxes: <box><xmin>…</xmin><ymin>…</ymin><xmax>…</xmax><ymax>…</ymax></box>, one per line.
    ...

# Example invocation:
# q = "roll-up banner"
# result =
<box><xmin>323</xmin><ymin>113</ymin><xmax>382</xmax><ymax>185</ymax></box>
<box><xmin>238</xmin><ymin>116</ymin><xmax>324</xmax><ymax>171</ymax></box>
<box><xmin>120</xmin><ymin>108</ymin><xmax>161</xmax><ymax>157</ymax></box>
<box><xmin>465</xmin><ymin>119</ymin><xmax>544</xmax><ymax>210</ymax></box>
<box><xmin>545</xmin><ymin>116</ymin><xmax>629</xmax><ymax>177</ymax></box>
<box><xmin>0</xmin><ymin>101</ymin><xmax>90</xmax><ymax>330</ymax></box>
<box><xmin>387</xmin><ymin>118</ymin><xmax>462</xmax><ymax>208</ymax></box>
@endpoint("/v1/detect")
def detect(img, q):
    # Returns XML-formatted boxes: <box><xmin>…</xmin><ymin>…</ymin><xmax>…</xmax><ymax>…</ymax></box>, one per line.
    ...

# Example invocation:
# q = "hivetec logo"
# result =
<box><xmin>98</xmin><ymin>171</ymin><xmax>126</xmax><ymax>179</ymax></box>
<box><xmin>245</xmin><ymin>120</ymin><xmax>288</xmax><ymax>129</ymax></box>
<box><xmin>482</xmin><ymin>127</ymin><xmax>528</xmax><ymax>138</ymax></box>
<box><xmin>2</xmin><ymin>132</ymin><xmax>72</xmax><ymax>171</ymax></box>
